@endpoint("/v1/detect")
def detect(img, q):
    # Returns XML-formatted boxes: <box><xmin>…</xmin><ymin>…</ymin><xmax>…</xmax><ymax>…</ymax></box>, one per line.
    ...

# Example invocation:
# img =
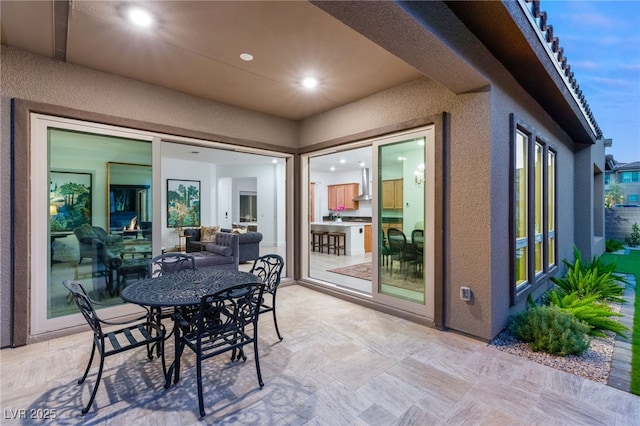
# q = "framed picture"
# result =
<box><xmin>167</xmin><ymin>179</ymin><xmax>201</xmax><ymax>228</ymax></box>
<box><xmin>49</xmin><ymin>171</ymin><xmax>92</xmax><ymax>232</ymax></box>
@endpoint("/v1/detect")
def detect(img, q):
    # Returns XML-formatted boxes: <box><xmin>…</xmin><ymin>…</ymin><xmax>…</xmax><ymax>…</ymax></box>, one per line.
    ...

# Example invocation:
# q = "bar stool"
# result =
<box><xmin>327</xmin><ymin>232</ymin><xmax>346</xmax><ymax>256</ymax></box>
<box><xmin>311</xmin><ymin>230</ymin><xmax>328</xmax><ymax>253</ymax></box>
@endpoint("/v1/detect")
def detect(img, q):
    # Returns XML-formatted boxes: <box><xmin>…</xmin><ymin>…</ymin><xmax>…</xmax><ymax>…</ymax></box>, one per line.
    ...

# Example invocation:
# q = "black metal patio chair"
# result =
<box><xmin>249</xmin><ymin>254</ymin><xmax>285</xmax><ymax>340</ymax></box>
<box><xmin>62</xmin><ymin>280</ymin><xmax>166</xmax><ymax>415</ymax></box>
<box><xmin>147</xmin><ymin>253</ymin><xmax>197</xmax><ymax>278</ymax></box>
<box><xmin>172</xmin><ymin>282</ymin><xmax>265</xmax><ymax>417</ymax></box>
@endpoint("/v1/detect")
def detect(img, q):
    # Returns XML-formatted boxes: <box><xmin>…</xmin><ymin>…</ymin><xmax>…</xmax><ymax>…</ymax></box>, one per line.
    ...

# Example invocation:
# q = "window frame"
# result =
<box><xmin>509</xmin><ymin>114</ymin><xmax>558</xmax><ymax>305</ymax></box>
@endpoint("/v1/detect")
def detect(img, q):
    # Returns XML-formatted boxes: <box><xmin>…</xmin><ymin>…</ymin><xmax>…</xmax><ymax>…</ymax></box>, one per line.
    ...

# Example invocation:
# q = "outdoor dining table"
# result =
<box><xmin>120</xmin><ymin>269</ymin><xmax>262</xmax><ymax>387</ymax></box>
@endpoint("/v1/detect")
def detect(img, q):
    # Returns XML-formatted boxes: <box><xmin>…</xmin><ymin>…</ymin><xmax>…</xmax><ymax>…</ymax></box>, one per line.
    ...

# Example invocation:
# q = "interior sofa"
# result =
<box><xmin>189</xmin><ymin>232</ymin><xmax>239</xmax><ymax>271</ymax></box>
<box><xmin>184</xmin><ymin>227</ymin><xmax>262</xmax><ymax>263</ymax></box>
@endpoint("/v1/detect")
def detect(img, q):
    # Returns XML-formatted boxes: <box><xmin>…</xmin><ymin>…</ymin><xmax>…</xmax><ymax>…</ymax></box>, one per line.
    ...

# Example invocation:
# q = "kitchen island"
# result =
<box><xmin>310</xmin><ymin>221</ymin><xmax>371</xmax><ymax>256</ymax></box>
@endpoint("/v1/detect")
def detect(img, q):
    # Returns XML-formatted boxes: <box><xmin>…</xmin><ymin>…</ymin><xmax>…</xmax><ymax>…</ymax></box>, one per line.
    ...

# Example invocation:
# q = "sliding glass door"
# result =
<box><xmin>303</xmin><ymin>125</ymin><xmax>435</xmax><ymax>319</ymax></box>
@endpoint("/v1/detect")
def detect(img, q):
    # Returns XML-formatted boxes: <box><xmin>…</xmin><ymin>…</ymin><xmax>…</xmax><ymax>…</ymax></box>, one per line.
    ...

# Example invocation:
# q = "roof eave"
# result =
<box><xmin>445</xmin><ymin>0</ymin><xmax>600</xmax><ymax>145</ymax></box>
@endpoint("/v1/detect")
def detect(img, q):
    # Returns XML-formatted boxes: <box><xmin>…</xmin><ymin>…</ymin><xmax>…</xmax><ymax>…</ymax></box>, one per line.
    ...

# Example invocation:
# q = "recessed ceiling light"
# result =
<box><xmin>398</xmin><ymin>156</ymin><xmax>407</xmax><ymax>161</ymax></box>
<box><xmin>340</xmin><ymin>159</ymin><xmax>346</xmax><ymax>164</ymax></box>
<box><xmin>330</xmin><ymin>166</ymin><xmax>335</xmax><ymax>171</ymax></box>
<box><xmin>240</xmin><ymin>53</ymin><xmax>254</xmax><ymax>62</ymax></box>
<box><xmin>272</xmin><ymin>159</ymin><xmax>278</xmax><ymax>164</ymax></box>
<box><xmin>301</xmin><ymin>77</ymin><xmax>318</xmax><ymax>89</ymax></box>
<box><xmin>128</xmin><ymin>7</ymin><xmax>153</xmax><ymax>28</ymax></box>
<box><xmin>359</xmin><ymin>161</ymin><xmax>365</xmax><ymax>167</ymax></box>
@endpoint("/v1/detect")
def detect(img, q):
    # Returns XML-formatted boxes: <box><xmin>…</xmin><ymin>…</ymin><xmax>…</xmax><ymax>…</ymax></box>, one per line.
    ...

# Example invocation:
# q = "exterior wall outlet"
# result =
<box><xmin>460</xmin><ymin>286</ymin><xmax>472</xmax><ymax>302</ymax></box>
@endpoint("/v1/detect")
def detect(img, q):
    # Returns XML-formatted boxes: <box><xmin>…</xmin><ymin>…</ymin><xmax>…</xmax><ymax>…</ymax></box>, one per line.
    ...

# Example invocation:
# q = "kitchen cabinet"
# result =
<box><xmin>328</xmin><ymin>183</ymin><xmax>359</xmax><ymax>210</ymax></box>
<box><xmin>364</xmin><ymin>224</ymin><xmax>372</xmax><ymax>253</ymax></box>
<box><xmin>382</xmin><ymin>179</ymin><xmax>403</xmax><ymax>209</ymax></box>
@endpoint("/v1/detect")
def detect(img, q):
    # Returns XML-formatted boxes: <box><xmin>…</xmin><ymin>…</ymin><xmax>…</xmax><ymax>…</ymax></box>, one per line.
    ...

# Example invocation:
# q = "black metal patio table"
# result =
<box><xmin>120</xmin><ymin>269</ymin><xmax>261</xmax><ymax>386</ymax></box>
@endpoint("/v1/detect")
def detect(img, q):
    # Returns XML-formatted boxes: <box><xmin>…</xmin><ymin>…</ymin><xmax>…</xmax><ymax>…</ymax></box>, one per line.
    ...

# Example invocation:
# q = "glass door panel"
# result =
<box><xmin>378</xmin><ymin>138</ymin><xmax>425</xmax><ymax>304</ymax></box>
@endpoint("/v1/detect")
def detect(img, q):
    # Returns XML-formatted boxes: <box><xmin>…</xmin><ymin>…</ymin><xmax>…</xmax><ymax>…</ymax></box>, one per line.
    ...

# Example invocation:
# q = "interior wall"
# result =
<box><xmin>160</xmin><ymin>158</ymin><xmax>215</xmax><ymax>250</ymax></box>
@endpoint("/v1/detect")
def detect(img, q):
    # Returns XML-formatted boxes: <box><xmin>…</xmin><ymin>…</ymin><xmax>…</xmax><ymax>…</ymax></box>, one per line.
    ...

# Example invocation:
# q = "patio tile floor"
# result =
<box><xmin>1</xmin><ymin>284</ymin><xmax>639</xmax><ymax>425</ymax></box>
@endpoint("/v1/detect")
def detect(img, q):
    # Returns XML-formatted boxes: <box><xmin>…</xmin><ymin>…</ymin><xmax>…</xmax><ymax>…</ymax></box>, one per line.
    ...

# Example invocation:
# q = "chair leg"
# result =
<box><xmin>82</xmin><ymin>351</ymin><xmax>105</xmax><ymax>415</ymax></box>
<box><xmin>79</xmin><ymin>341</ymin><xmax>97</xmax><ymax>384</ymax></box>
<box><xmin>196</xmin><ymin>354</ymin><xmax>205</xmax><ymax>417</ymax></box>
<box><xmin>253</xmin><ymin>331</ymin><xmax>264</xmax><ymax>387</ymax></box>
<box><xmin>271</xmin><ymin>299</ymin><xmax>283</xmax><ymax>341</ymax></box>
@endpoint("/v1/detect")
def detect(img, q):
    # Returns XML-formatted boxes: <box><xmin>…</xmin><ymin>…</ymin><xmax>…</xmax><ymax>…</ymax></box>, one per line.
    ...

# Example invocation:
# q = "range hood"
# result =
<box><xmin>353</xmin><ymin>168</ymin><xmax>372</xmax><ymax>201</ymax></box>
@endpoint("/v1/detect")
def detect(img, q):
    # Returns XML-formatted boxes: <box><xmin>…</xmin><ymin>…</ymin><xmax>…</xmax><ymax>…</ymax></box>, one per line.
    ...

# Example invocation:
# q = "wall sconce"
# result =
<box><xmin>414</xmin><ymin>163</ymin><xmax>425</xmax><ymax>187</ymax></box>
<box><xmin>49</xmin><ymin>205</ymin><xmax>58</xmax><ymax>215</ymax></box>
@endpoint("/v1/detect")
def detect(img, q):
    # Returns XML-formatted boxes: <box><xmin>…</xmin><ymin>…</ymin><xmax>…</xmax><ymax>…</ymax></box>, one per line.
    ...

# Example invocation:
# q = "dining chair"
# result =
<box><xmin>249</xmin><ymin>254</ymin><xmax>285</xmax><ymax>340</ymax></box>
<box><xmin>147</xmin><ymin>253</ymin><xmax>197</xmax><ymax>278</ymax></box>
<box><xmin>146</xmin><ymin>253</ymin><xmax>198</xmax><ymax>342</ymax></box>
<box><xmin>387</xmin><ymin>228</ymin><xmax>416</xmax><ymax>276</ymax></box>
<box><xmin>62</xmin><ymin>280</ymin><xmax>166</xmax><ymax>415</ymax></box>
<box><xmin>173</xmin><ymin>282</ymin><xmax>266</xmax><ymax>417</ymax></box>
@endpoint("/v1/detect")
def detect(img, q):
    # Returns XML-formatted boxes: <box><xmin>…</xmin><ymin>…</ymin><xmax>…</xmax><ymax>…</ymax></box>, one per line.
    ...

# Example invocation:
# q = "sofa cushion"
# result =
<box><xmin>190</xmin><ymin>251</ymin><xmax>234</xmax><ymax>268</ymax></box>
<box><xmin>205</xmin><ymin>244</ymin><xmax>232</xmax><ymax>257</ymax></box>
<box><xmin>201</xmin><ymin>225</ymin><xmax>220</xmax><ymax>241</ymax></box>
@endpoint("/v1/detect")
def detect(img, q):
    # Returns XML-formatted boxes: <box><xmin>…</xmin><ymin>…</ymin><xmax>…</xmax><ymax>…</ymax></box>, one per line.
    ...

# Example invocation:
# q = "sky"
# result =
<box><xmin>542</xmin><ymin>0</ymin><xmax>640</xmax><ymax>163</ymax></box>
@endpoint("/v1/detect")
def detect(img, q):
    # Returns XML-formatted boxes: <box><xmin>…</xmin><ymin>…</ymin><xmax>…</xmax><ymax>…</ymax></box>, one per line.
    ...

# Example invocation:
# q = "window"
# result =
<box><xmin>621</xmin><ymin>171</ymin><xmax>640</xmax><ymax>183</ymax></box>
<box><xmin>511</xmin><ymin>116</ymin><xmax>557</xmax><ymax>302</ymax></box>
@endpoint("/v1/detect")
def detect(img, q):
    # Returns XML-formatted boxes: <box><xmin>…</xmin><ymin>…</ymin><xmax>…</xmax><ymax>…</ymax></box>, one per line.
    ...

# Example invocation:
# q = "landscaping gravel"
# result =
<box><xmin>488</xmin><ymin>329</ymin><xmax>615</xmax><ymax>383</ymax></box>
<box><xmin>488</xmin><ymin>302</ymin><xmax>622</xmax><ymax>384</ymax></box>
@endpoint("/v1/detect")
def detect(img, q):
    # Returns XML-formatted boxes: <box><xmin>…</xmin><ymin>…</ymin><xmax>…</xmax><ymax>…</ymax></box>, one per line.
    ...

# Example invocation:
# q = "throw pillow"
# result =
<box><xmin>201</xmin><ymin>225</ymin><xmax>220</xmax><ymax>241</ymax></box>
<box><xmin>231</xmin><ymin>227</ymin><xmax>247</xmax><ymax>234</ymax></box>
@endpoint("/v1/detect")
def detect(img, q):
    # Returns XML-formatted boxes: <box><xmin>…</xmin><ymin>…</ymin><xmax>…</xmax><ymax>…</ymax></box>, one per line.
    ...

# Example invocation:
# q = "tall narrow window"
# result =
<box><xmin>548</xmin><ymin>150</ymin><xmax>556</xmax><ymax>268</ymax></box>
<box><xmin>515</xmin><ymin>129</ymin><xmax>528</xmax><ymax>288</ymax></box>
<box><xmin>512</xmin><ymin>115</ymin><xmax>558</xmax><ymax>302</ymax></box>
<box><xmin>534</xmin><ymin>142</ymin><xmax>543</xmax><ymax>276</ymax></box>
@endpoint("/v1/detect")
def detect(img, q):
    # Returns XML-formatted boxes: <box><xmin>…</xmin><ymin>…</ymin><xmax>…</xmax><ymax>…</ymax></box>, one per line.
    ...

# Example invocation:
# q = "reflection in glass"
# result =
<box><xmin>48</xmin><ymin>129</ymin><xmax>152</xmax><ymax>319</ymax></box>
<box><xmin>378</xmin><ymin>138</ymin><xmax>425</xmax><ymax>304</ymax></box>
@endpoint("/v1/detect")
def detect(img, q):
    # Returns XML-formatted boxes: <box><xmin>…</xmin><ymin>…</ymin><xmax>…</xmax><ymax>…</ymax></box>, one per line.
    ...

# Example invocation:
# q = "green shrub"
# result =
<box><xmin>552</xmin><ymin>246</ymin><xmax>628</xmax><ymax>302</ymax></box>
<box><xmin>508</xmin><ymin>305</ymin><xmax>590</xmax><ymax>356</ymax></box>
<box><xmin>546</xmin><ymin>290</ymin><xmax>628</xmax><ymax>338</ymax></box>
<box><xmin>626</xmin><ymin>223</ymin><xmax>640</xmax><ymax>247</ymax></box>
<box><xmin>551</xmin><ymin>260</ymin><xmax>625</xmax><ymax>303</ymax></box>
<box><xmin>605</xmin><ymin>239</ymin><xmax>626</xmax><ymax>253</ymax></box>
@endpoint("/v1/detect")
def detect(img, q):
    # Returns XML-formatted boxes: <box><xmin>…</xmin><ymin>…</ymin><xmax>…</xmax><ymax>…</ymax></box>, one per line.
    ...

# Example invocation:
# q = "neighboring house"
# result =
<box><xmin>1</xmin><ymin>1</ymin><xmax>608</xmax><ymax>346</ymax></box>
<box><xmin>604</xmin><ymin>156</ymin><xmax>640</xmax><ymax>241</ymax></box>
<box><xmin>605</xmin><ymin>157</ymin><xmax>640</xmax><ymax>205</ymax></box>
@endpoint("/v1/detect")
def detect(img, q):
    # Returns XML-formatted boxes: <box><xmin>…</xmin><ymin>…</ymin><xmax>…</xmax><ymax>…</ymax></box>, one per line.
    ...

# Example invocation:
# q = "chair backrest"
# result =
<box><xmin>147</xmin><ymin>253</ymin><xmax>197</xmax><ymax>278</ymax></box>
<box><xmin>411</xmin><ymin>229</ymin><xmax>424</xmax><ymax>243</ymax></box>
<box><xmin>196</xmin><ymin>282</ymin><xmax>265</xmax><ymax>336</ymax></box>
<box><xmin>62</xmin><ymin>280</ymin><xmax>102</xmax><ymax>335</ymax></box>
<box><xmin>387</xmin><ymin>228</ymin><xmax>406</xmax><ymax>253</ymax></box>
<box><xmin>249</xmin><ymin>254</ymin><xmax>284</xmax><ymax>293</ymax></box>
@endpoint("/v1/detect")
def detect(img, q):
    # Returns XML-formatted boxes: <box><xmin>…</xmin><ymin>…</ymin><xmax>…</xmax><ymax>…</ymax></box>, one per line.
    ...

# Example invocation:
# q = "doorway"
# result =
<box><xmin>304</xmin><ymin>126</ymin><xmax>435</xmax><ymax>319</ymax></box>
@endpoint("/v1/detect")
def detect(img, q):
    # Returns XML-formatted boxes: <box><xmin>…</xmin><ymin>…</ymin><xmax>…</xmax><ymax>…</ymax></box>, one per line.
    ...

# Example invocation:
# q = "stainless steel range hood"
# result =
<box><xmin>353</xmin><ymin>168</ymin><xmax>372</xmax><ymax>201</ymax></box>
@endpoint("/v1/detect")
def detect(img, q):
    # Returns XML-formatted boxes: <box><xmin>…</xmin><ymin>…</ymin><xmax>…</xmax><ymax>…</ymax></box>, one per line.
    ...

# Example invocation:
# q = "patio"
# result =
<box><xmin>1</xmin><ymin>285</ymin><xmax>638</xmax><ymax>424</ymax></box>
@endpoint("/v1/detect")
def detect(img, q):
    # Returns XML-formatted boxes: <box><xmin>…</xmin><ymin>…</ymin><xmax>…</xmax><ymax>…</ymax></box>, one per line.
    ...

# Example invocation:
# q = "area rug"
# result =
<box><xmin>328</xmin><ymin>261</ymin><xmax>424</xmax><ymax>292</ymax></box>
<box><xmin>328</xmin><ymin>262</ymin><xmax>372</xmax><ymax>281</ymax></box>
